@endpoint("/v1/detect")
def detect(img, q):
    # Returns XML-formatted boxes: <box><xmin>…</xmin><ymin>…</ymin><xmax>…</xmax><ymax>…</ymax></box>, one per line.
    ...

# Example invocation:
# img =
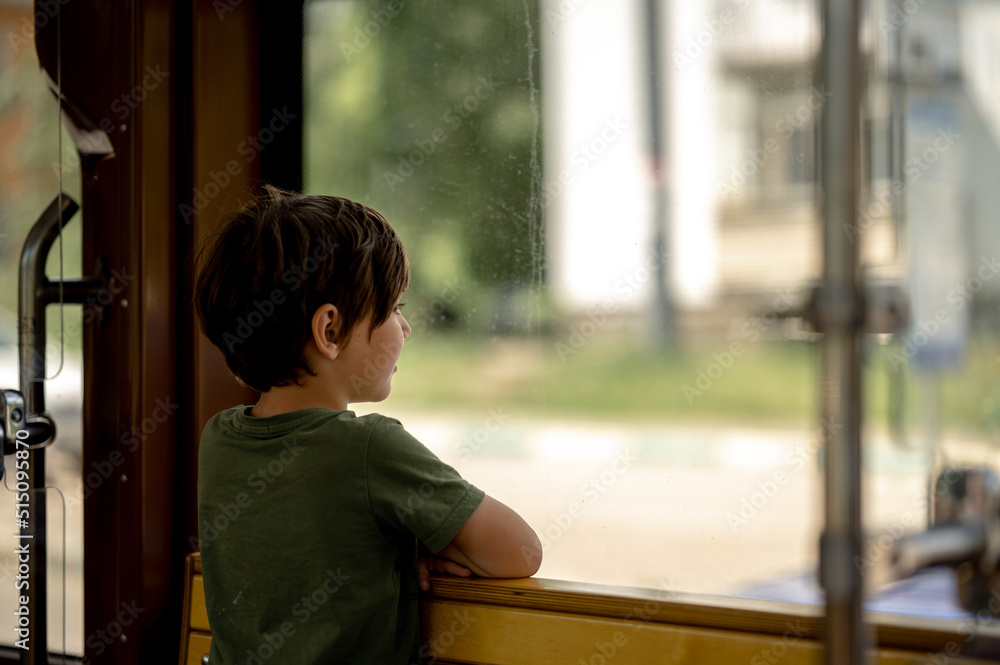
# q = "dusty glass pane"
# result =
<box><xmin>854</xmin><ymin>0</ymin><xmax>1000</xmax><ymax>619</ymax></box>
<box><xmin>303</xmin><ymin>0</ymin><xmax>1000</xmax><ymax>617</ymax></box>
<box><xmin>0</xmin><ymin>2</ymin><xmax>84</xmax><ymax>655</ymax></box>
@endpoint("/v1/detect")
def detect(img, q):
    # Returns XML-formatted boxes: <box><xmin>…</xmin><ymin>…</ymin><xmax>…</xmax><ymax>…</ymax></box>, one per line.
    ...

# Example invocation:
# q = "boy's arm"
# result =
<box><xmin>433</xmin><ymin>494</ymin><xmax>542</xmax><ymax>578</ymax></box>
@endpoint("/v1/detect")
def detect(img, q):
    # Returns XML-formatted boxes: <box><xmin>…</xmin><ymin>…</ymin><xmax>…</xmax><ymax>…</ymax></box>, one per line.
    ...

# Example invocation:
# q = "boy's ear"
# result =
<box><xmin>311</xmin><ymin>304</ymin><xmax>342</xmax><ymax>360</ymax></box>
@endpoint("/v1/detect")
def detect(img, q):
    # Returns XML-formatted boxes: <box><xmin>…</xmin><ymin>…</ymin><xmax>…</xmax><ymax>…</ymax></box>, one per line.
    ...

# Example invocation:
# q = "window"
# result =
<box><xmin>0</xmin><ymin>2</ymin><xmax>85</xmax><ymax>654</ymax></box>
<box><xmin>298</xmin><ymin>0</ymin><xmax>1000</xmax><ymax>614</ymax></box>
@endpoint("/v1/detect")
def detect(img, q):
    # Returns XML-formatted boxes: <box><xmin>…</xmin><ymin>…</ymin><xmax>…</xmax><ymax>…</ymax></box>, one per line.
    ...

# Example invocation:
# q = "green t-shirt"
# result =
<box><xmin>197</xmin><ymin>406</ymin><xmax>485</xmax><ymax>664</ymax></box>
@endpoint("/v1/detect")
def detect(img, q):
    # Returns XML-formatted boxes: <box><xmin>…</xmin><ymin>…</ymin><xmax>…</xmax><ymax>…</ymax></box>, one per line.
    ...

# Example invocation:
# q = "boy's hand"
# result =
<box><xmin>418</xmin><ymin>553</ymin><xmax>473</xmax><ymax>591</ymax></box>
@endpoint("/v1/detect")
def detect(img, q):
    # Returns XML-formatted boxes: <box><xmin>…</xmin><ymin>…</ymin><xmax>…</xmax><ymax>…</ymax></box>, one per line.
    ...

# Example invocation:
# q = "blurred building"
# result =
<box><xmin>544</xmin><ymin>0</ymin><xmax>1000</xmax><ymax>347</ymax></box>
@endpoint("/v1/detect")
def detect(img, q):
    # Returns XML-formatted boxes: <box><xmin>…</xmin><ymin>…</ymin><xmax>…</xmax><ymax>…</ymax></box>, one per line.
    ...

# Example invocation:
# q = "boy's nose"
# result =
<box><xmin>401</xmin><ymin>315</ymin><xmax>411</xmax><ymax>339</ymax></box>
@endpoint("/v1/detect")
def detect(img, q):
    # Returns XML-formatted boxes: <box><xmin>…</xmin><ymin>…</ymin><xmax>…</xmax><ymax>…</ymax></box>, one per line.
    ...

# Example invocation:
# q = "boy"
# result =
<box><xmin>193</xmin><ymin>187</ymin><xmax>542</xmax><ymax>664</ymax></box>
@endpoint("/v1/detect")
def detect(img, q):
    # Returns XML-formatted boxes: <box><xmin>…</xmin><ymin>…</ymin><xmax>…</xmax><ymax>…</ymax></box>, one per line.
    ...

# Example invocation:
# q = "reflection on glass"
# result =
<box><xmin>0</xmin><ymin>2</ymin><xmax>84</xmax><ymax>655</ymax></box>
<box><xmin>304</xmin><ymin>0</ymin><xmax>1000</xmax><ymax>617</ymax></box>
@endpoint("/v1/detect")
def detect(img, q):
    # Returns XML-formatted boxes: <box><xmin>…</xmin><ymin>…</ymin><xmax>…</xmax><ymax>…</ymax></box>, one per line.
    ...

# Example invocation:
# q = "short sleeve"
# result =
<box><xmin>366</xmin><ymin>416</ymin><xmax>485</xmax><ymax>552</ymax></box>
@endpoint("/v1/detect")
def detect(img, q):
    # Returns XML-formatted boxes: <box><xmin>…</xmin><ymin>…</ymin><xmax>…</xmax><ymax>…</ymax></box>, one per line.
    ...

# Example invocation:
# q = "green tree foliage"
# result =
<box><xmin>306</xmin><ymin>0</ymin><xmax>543</xmax><ymax>330</ymax></box>
<box><xmin>0</xmin><ymin>19</ymin><xmax>83</xmax><ymax>321</ymax></box>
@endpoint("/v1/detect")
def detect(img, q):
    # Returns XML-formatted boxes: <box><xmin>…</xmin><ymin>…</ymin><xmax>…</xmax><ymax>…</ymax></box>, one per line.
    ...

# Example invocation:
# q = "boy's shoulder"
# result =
<box><xmin>201</xmin><ymin>405</ymin><xmax>405</xmax><ymax>443</ymax></box>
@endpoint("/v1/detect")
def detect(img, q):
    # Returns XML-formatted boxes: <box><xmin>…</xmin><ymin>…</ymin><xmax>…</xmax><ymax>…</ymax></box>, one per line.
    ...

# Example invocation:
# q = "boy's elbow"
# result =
<box><xmin>492</xmin><ymin>529</ymin><xmax>543</xmax><ymax>578</ymax></box>
<box><xmin>455</xmin><ymin>495</ymin><xmax>543</xmax><ymax>578</ymax></box>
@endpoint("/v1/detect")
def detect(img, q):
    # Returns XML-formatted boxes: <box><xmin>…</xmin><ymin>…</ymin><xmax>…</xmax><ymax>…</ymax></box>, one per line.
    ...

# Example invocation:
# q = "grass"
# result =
<box><xmin>383</xmin><ymin>331</ymin><xmax>1000</xmax><ymax>442</ymax></box>
<box><xmin>386</xmin><ymin>333</ymin><xmax>818</xmax><ymax>425</ymax></box>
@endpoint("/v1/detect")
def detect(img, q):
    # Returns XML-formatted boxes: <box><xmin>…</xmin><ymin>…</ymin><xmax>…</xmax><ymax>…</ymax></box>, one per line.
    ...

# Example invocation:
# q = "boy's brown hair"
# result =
<box><xmin>194</xmin><ymin>187</ymin><xmax>409</xmax><ymax>392</ymax></box>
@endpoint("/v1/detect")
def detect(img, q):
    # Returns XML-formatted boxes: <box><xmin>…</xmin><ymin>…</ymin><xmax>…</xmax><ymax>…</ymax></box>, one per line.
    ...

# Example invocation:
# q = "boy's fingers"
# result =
<box><xmin>419</xmin><ymin>555</ymin><xmax>472</xmax><ymax>588</ymax></box>
<box><xmin>418</xmin><ymin>557</ymin><xmax>431</xmax><ymax>591</ymax></box>
<box><xmin>432</xmin><ymin>558</ymin><xmax>472</xmax><ymax>577</ymax></box>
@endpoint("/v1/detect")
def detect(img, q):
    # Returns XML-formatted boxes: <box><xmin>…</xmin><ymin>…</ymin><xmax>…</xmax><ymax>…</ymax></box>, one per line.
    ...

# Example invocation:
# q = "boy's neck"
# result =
<box><xmin>250</xmin><ymin>382</ymin><xmax>348</xmax><ymax>417</ymax></box>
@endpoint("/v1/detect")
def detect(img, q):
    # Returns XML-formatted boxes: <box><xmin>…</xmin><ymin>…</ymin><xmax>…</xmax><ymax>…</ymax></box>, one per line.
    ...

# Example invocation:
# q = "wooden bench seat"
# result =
<box><xmin>180</xmin><ymin>552</ymin><xmax>1000</xmax><ymax>664</ymax></box>
<box><xmin>179</xmin><ymin>553</ymin><xmax>211</xmax><ymax>665</ymax></box>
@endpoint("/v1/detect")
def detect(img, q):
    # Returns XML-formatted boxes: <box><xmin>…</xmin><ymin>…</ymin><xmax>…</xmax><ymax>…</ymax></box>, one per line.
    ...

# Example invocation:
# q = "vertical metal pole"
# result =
<box><xmin>818</xmin><ymin>1</ymin><xmax>865</xmax><ymax>664</ymax></box>
<box><xmin>645</xmin><ymin>0</ymin><xmax>673</xmax><ymax>347</ymax></box>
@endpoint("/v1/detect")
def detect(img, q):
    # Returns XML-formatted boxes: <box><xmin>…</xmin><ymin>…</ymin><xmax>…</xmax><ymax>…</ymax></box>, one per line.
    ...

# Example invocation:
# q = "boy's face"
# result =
<box><xmin>338</xmin><ymin>300</ymin><xmax>411</xmax><ymax>404</ymax></box>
